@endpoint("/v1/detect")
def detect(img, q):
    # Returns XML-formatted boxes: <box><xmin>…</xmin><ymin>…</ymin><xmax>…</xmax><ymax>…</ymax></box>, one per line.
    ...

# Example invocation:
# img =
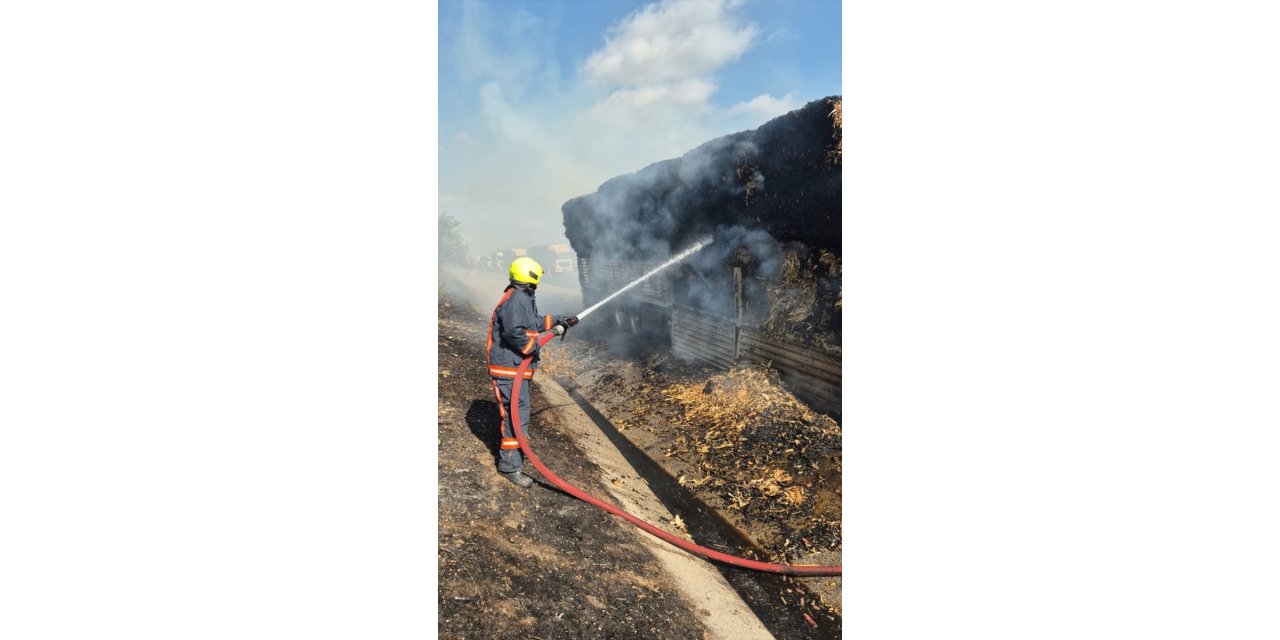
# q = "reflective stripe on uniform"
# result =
<box><xmin>488</xmin><ymin>365</ymin><xmax>534</xmax><ymax>379</ymax></box>
<box><xmin>544</xmin><ymin>315</ymin><xmax>553</xmax><ymax>330</ymax></box>
<box><xmin>490</xmin><ymin>380</ymin><xmax>507</xmax><ymax>418</ymax></box>
<box><xmin>500</xmin><ymin>438</ymin><xmax>520</xmax><ymax>450</ymax></box>
<box><xmin>485</xmin><ymin>289</ymin><xmax>515</xmax><ymax>368</ymax></box>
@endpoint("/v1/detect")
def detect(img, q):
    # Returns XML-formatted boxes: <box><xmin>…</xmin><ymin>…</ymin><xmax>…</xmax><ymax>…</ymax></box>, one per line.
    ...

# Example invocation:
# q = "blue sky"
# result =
<box><xmin>439</xmin><ymin>0</ymin><xmax>842</xmax><ymax>255</ymax></box>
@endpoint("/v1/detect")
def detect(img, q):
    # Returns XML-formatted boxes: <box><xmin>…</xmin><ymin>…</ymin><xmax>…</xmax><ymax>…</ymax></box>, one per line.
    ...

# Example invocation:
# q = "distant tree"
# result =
<box><xmin>439</xmin><ymin>211</ymin><xmax>469</xmax><ymax>266</ymax></box>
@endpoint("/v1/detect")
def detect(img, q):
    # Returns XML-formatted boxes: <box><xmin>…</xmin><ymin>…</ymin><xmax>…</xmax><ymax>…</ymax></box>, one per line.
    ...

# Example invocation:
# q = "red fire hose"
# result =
<box><xmin>509</xmin><ymin>331</ymin><xmax>842</xmax><ymax>577</ymax></box>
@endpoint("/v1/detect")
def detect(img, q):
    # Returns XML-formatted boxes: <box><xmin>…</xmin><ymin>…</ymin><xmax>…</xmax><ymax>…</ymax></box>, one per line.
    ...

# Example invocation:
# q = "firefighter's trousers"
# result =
<box><xmin>492</xmin><ymin>377</ymin><xmax>531</xmax><ymax>474</ymax></box>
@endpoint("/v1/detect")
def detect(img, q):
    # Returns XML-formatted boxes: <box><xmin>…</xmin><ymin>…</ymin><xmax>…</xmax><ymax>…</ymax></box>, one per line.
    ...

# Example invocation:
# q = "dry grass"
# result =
<box><xmin>537</xmin><ymin>345</ymin><xmax>577</xmax><ymax>380</ymax></box>
<box><xmin>663</xmin><ymin>366</ymin><xmax>830</xmax><ymax>432</ymax></box>
<box><xmin>828</xmin><ymin>98</ymin><xmax>842</xmax><ymax>164</ymax></box>
<box><xmin>735</xmin><ymin>159</ymin><xmax>762</xmax><ymax>206</ymax></box>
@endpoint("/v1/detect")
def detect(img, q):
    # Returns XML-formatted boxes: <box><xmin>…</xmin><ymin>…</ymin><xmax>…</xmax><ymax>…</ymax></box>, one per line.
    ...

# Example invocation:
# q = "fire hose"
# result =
<box><xmin>508</xmin><ymin>330</ymin><xmax>842</xmax><ymax>577</ymax></box>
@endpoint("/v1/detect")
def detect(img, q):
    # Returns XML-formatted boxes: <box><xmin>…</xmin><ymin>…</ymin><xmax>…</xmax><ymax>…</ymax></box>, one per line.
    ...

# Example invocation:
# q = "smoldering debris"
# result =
<box><xmin>759</xmin><ymin>247</ymin><xmax>842</xmax><ymax>355</ymax></box>
<box><xmin>658</xmin><ymin>365</ymin><xmax>842</xmax><ymax>561</ymax></box>
<box><xmin>562</xmin><ymin>96</ymin><xmax>843</xmax><ymax>357</ymax></box>
<box><xmin>669</xmin><ymin>234</ymin><xmax>842</xmax><ymax>356</ymax></box>
<box><xmin>565</xmin><ymin>342</ymin><xmax>843</xmax><ymax>564</ymax></box>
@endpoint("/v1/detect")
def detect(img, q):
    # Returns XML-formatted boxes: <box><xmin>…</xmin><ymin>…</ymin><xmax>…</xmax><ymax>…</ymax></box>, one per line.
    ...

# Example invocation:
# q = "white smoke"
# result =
<box><xmin>439</xmin><ymin>0</ymin><xmax>798</xmax><ymax>255</ymax></box>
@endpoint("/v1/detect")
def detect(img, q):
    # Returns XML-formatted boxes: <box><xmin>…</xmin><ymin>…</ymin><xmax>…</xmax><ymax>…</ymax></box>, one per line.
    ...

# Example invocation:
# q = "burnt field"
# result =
<box><xmin>437</xmin><ymin>296</ymin><xmax>711</xmax><ymax>640</ymax></box>
<box><xmin>439</xmin><ymin>292</ymin><xmax>843</xmax><ymax>638</ymax></box>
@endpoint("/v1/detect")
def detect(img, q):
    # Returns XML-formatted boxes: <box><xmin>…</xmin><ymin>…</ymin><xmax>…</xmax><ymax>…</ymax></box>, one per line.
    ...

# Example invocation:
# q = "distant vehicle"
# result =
<box><xmin>548</xmin><ymin>244</ymin><xmax>575</xmax><ymax>273</ymax></box>
<box><xmin>522</xmin><ymin>243</ymin><xmax>575</xmax><ymax>275</ymax></box>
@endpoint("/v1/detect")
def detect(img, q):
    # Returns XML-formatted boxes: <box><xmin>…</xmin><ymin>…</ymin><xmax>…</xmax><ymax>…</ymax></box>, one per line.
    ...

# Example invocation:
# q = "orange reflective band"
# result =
<box><xmin>500</xmin><ymin>438</ymin><xmax>520</xmax><ymax>450</ymax></box>
<box><xmin>489</xmin><ymin>365</ymin><xmax>534</xmax><ymax>379</ymax></box>
<box><xmin>521</xmin><ymin>337</ymin><xmax>536</xmax><ymax>354</ymax></box>
<box><xmin>491</xmin><ymin>381</ymin><xmax>507</xmax><ymax>418</ymax></box>
<box><xmin>485</xmin><ymin>289</ymin><xmax>514</xmax><ymax>368</ymax></box>
<box><xmin>544</xmin><ymin>316</ymin><xmax>553</xmax><ymax>330</ymax></box>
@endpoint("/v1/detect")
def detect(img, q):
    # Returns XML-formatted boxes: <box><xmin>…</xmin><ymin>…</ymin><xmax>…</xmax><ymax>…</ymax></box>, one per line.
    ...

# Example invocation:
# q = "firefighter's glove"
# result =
<box><xmin>553</xmin><ymin>316</ymin><xmax>578</xmax><ymax>336</ymax></box>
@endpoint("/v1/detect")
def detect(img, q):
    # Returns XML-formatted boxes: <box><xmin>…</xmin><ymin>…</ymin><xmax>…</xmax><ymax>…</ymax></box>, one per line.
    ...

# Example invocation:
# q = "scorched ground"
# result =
<box><xmin>438</xmin><ymin>293</ymin><xmax>842</xmax><ymax>639</ymax></box>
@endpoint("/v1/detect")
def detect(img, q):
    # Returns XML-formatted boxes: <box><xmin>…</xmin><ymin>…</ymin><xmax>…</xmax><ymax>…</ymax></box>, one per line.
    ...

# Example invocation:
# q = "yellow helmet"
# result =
<box><xmin>508</xmin><ymin>256</ymin><xmax>543</xmax><ymax>285</ymax></box>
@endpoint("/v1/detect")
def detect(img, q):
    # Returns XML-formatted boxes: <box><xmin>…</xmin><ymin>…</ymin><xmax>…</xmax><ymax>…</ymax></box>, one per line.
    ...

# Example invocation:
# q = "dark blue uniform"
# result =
<box><xmin>486</xmin><ymin>283</ymin><xmax>567</xmax><ymax>473</ymax></box>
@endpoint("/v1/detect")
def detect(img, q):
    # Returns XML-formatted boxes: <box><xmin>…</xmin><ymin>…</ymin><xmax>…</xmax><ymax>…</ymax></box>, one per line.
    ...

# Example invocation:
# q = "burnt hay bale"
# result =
<box><xmin>561</xmin><ymin>96</ymin><xmax>842</xmax><ymax>262</ymax></box>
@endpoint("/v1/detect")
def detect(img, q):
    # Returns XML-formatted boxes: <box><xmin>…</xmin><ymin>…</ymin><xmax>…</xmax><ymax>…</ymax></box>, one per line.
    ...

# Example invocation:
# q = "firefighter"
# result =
<box><xmin>487</xmin><ymin>256</ymin><xmax>578</xmax><ymax>487</ymax></box>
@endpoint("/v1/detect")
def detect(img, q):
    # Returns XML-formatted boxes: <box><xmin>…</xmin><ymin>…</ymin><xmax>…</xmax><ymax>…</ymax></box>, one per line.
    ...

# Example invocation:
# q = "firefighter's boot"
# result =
<box><xmin>502</xmin><ymin>471</ymin><xmax>533</xmax><ymax>488</ymax></box>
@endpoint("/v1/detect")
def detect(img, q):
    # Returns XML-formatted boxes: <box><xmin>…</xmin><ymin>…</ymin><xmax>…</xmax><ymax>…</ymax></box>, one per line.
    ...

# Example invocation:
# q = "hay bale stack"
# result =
<box><xmin>562</xmin><ymin>96</ymin><xmax>842</xmax><ymax>261</ymax></box>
